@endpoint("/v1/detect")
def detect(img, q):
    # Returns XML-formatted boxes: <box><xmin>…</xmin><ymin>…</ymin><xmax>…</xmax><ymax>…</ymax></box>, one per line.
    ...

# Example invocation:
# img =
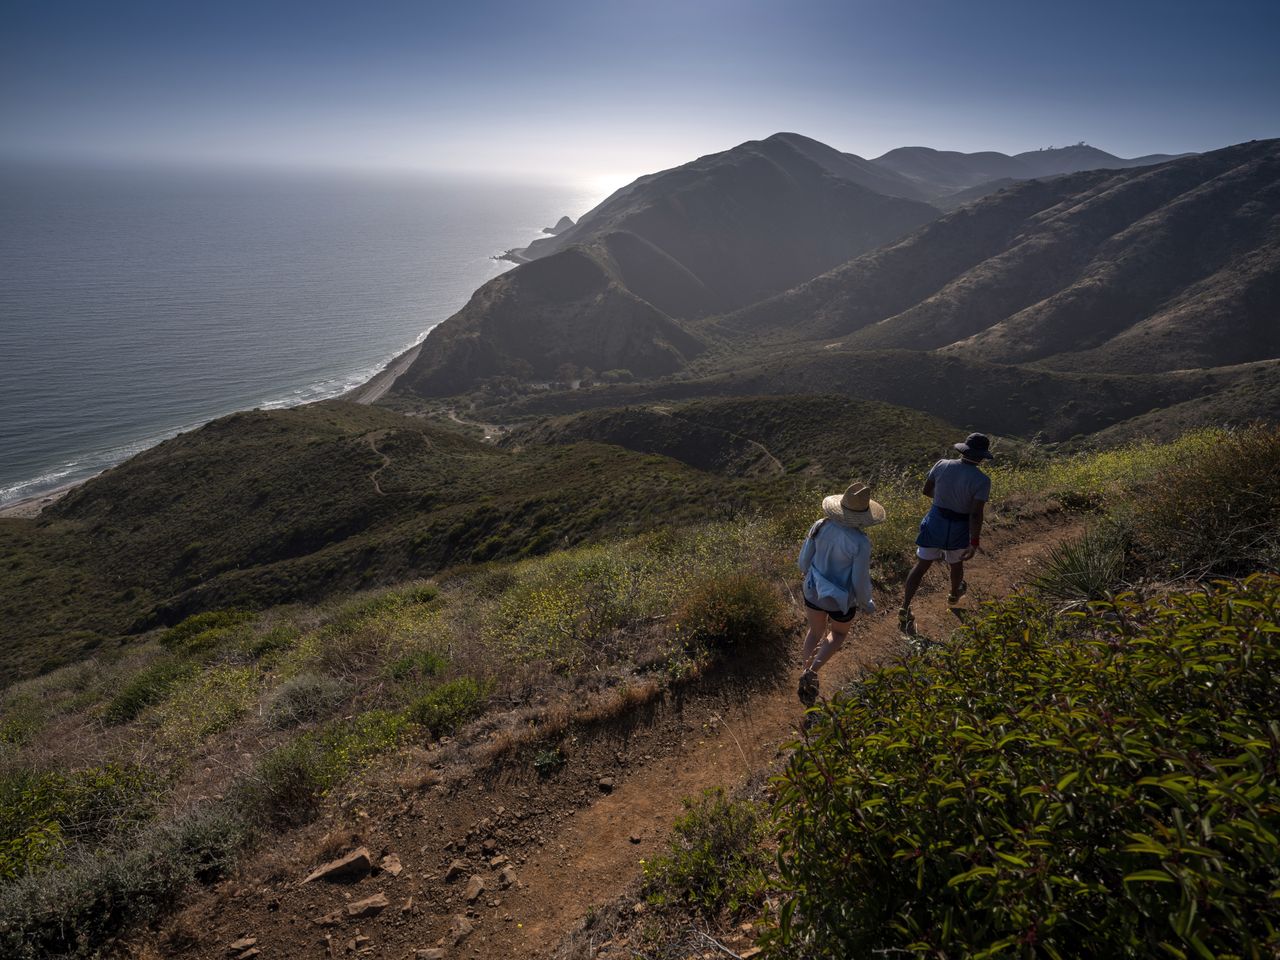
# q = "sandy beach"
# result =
<box><xmin>343</xmin><ymin>342</ymin><xmax>422</xmax><ymax>404</ymax></box>
<box><xmin>0</xmin><ymin>481</ymin><xmax>80</xmax><ymax>519</ymax></box>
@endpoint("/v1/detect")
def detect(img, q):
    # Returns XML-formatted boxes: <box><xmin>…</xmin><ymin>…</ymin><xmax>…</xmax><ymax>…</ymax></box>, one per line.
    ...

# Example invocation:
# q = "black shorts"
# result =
<box><xmin>804</xmin><ymin>597</ymin><xmax>856</xmax><ymax>622</ymax></box>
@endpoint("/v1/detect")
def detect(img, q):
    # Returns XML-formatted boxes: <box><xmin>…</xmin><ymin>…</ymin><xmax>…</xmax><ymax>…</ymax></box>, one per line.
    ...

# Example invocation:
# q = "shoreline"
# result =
<box><xmin>3</xmin><ymin>341</ymin><xmax>425</xmax><ymax>519</ymax></box>
<box><xmin>343</xmin><ymin>341</ymin><xmax>423</xmax><ymax>404</ymax></box>
<box><xmin>0</xmin><ymin>480</ymin><xmax>83</xmax><ymax>520</ymax></box>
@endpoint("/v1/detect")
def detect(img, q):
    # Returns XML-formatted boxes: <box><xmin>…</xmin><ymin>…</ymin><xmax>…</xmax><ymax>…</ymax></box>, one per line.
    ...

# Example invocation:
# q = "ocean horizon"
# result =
<box><xmin>0</xmin><ymin>161</ymin><xmax>597</xmax><ymax>506</ymax></box>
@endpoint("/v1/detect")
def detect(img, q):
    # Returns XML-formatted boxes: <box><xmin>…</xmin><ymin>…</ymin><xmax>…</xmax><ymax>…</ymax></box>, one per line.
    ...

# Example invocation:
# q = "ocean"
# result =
<box><xmin>0</xmin><ymin>162</ymin><xmax>596</xmax><ymax>506</ymax></box>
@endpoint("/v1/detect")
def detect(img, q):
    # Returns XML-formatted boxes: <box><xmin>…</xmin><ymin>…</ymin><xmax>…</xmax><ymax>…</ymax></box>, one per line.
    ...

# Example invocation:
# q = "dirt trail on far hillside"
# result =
<box><xmin>170</xmin><ymin>513</ymin><xmax>1080</xmax><ymax>960</ymax></box>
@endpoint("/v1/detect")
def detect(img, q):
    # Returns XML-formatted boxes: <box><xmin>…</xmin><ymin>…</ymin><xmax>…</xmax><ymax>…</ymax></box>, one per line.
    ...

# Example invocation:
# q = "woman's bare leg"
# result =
<box><xmin>800</xmin><ymin>607</ymin><xmax>830</xmax><ymax>671</ymax></box>
<box><xmin>810</xmin><ymin>619</ymin><xmax>852</xmax><ymax>672</ymax></box>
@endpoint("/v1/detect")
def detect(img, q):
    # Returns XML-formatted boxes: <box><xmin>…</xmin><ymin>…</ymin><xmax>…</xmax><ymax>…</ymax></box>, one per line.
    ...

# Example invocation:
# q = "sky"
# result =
<box><xmin>3</xmin><ymin>0</ymin><xmax>1278</xmax><ymax>190</ymax></box>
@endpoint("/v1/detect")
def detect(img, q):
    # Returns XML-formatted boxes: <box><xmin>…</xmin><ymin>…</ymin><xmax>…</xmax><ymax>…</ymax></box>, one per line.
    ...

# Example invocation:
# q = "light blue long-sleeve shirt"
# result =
<box><xmin>797</xmin><ymin>519</ymin><xmax>876</xmax><ymax>615</ymax></box>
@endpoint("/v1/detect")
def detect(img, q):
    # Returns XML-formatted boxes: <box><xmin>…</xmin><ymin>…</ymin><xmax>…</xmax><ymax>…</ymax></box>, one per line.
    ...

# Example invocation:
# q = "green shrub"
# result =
<box><xmin>245</xmin><ymin>709</ymin><xmax>410</xmax><ymax>826</ymax></box>
<box><xmin>0</xmin><ymin>699</ymin><xmax>41</xmax><ymax>748</ymax></box>
<box><xmin>673</xmin><ymin>571</ymin><xmax>787</xmax><ymax>653</ymax></box>
<box><xmin>406</xmin><ymin>677</ymin><xmax>488</xmax><ymax>739</ymax></box>
<box><xmin>0</xmin><ymin>804</ymin><xmax>249</xmax><ymax>959</ymax></box>
<box><xmin>771</xmin><ymin>577</ymin><xmax>1280</xmax><ymax>959</ymax></box>
<box><xmin>385</xmin><ymin>648</ymin><xmax>447</xmax><ymax>685</ymax></box>
<box><xmin>155</xmin><ymin>664</ymin><xmax>258</xmax><ymax>743</ymax></box>
<box><xmin>244</xmin><ymin>623</ymin><xmax>300</xmax><ymax>660</ymax></box>
<box><xmin>265</xmin><ymin>672</ymin><xmax>348</xmax><ymax>729</ymax></box>
<box><xmin>642</xmin><ymin>787</ymin><xmax>769</xmax><ymax>919</ymax></box>
<box><xmin>0</xmin><ymin>763</ymin><xmax>162</xmax><ymax>881</ymax></box>
<box><xmin>531</xmin><ymin>747</ymin><xmax>565</xmax><ymax>777</ymax></box>
<box><xmin>1125</xmin><ymin>423</ymin><xmax>1280</xmax><ymax>578</ymax></box>
<box><xmin>159</xmin><ymin>609</ymin><xmax>256</xmax><ymax>653</ymax></box>
<box><xmin>1030</xmin><ymin>526</ymin><xmax>1127</xmax><ymax>605</ymax></box>
<box><xmin>327</xmin><ymin>583</ymin><xmax>439</xmax><ymax>633</ymax></box>
<box><xmin>102</xmin><ymin>657</ymin><xmax>200</xmax><ymax>724</ymax></box>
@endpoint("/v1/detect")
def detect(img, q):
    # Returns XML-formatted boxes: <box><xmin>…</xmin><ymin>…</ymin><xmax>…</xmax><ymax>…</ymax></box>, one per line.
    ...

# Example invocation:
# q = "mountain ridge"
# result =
<box><xmin>872</xmin><ymin>142</ymin><xmax>1194</xmax><ymax>195</ymax></box>
<box><xmin>723</xmin><ymin>138</ymin><xmax>1280</xmax><ymax>375</ymax></box>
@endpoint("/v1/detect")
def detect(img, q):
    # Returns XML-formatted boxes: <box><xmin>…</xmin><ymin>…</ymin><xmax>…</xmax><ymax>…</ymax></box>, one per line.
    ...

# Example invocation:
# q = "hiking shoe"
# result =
<box><xmin>797</xmin><ymin>670</ymin><xmax>819</xmax><ymax>707</ymax></box>
<box><xmin>947</xmin><ymin>580</ymin><xmax>968</xmax><ymax>607</ymax></box>
<box><xmin>897</xmin><ymin>607</ymin><xmax>916</xmax><ymax>635</ymax></box>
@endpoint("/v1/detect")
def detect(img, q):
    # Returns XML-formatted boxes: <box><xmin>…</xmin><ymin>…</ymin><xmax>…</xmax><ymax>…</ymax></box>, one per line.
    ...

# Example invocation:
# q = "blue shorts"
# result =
<box><xmin>916</xmin><ymin>505</ymin><xmax>970</xmax><ymax>552</ymax></box>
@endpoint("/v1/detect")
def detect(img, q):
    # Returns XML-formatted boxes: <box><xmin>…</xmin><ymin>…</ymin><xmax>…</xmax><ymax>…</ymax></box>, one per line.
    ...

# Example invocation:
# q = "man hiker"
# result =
<box><xmin>898</xmin><ymin>433</ymin><xmax>993</xmax><ymax>634</ymax></box>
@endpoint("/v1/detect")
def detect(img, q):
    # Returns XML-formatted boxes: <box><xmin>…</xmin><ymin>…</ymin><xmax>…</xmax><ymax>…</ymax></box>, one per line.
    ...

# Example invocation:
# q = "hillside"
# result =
<box><xmin>394</xmin><ymin>134</ymin><xmax>939</xmax><ymax>397</ymax></box>
<box><xmin>482</xmin><ymin>350</ymin><xmax>1277</xmax><ymax>442</ymax></box>
<box><xmin>390</xmin><ymin>136</ymin><xmax>1275</xmax><ymax>411</ymax></box>
<box><xmin>4</xmin><ymin>428</ymin><xmax>1276</xmax><ymax>960</ymax></box>
<box><xmin>515</xmin><ymin>133</ymin><xmax>939</xmax><ymax>269</ymax></box>
<box><xmin>0</xmin><ymin>401</ymin><xmax>783</xmax><ymax>678</ymax></box>
<box><xmin>393</xmin><ymin>247</ymin><xmax>709</xmax><ymax>396</ymax></box>
<box><xmin>502</xmin><ymin>395</ymin><xmax>965</xmax><ymax>479</ymax></box>
<box><xmin>720</xmin><ymin>139</ymin><xmax>1280</xmax><ymax>375</ymax></box>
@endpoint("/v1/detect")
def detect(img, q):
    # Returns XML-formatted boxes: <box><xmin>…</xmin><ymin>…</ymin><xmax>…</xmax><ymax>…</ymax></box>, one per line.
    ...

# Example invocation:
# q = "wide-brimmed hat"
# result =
<box><xmin>954</xmin><ymin>433</ymin><xmax>994</xmax><ymax>461</ymax></box>
<box><xmin>822</xmin><ymin>482</ymin><xmax>886</xmax><ymax>528</ymax></box>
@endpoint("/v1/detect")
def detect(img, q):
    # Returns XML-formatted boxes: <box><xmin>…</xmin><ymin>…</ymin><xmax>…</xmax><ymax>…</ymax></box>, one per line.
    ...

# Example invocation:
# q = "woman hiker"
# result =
<box><xmin>796</xmin><ymin>482</ymin><xmax>885</xmax><ymax>706</ymax></box>
<box><xmin>898</xmin><ymin>433</ymin><xmax>994</xmax><ymax>635</ymax></box>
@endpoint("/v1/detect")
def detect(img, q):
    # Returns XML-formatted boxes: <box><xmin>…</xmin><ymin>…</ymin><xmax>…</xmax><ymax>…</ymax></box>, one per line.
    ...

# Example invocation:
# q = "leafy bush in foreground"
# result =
<box><xmin>265</xmin><ymin>672</ymin><xmax>349</xmax><ymax>729</ymax></box>
<box><xmin>772</xmin><ymin>577</ymin><xmax>1280</xmax><ymax>959</ymax></box>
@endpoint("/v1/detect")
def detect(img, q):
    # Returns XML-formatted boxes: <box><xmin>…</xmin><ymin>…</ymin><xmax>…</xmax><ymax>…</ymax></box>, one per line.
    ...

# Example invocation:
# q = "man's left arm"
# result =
<box><xmin>963</xmin><ymin>501</ymin><xmax>986</xmax><ymax>560</ymax></box>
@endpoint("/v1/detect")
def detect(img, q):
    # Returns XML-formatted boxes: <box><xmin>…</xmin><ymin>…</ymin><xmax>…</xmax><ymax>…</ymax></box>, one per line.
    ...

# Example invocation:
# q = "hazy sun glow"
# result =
<box><xmin>2</xmin><ymin>0</ymin><xmax>1277</xmax><ymax>180</ymax></box>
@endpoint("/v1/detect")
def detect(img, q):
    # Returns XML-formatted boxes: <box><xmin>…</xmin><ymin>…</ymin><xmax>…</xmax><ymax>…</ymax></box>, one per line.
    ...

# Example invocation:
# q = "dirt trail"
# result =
<box><xmin>446</xmin><ymin>409</ymin><xmax>507</xmax><ymax>443</ymax></box>
<box><xmin>174</xmin><ymin>512</ymin><xmax>1079</xmax><ymax>960</ymax></box>
<box><xmin>366</xmin><ymin>432</ymin><xmax>393</xmax><ymax>496</ymax></box>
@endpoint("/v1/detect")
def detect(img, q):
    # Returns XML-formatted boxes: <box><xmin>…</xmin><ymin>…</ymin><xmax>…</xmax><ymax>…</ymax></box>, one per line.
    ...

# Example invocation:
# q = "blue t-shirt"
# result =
<box><xmin>926</xmin><ymin>458</ymin><xmax>991</xmax><ymax>515</ymax></box>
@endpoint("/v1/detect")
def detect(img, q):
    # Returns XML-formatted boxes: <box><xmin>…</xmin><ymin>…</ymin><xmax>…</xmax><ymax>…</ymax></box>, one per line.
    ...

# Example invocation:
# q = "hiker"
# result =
<box><xmin>898</xmin><ymin>433</ymin><xmax>993</xmax><ymax>634</ymax></box>
<box><xmin>795</xmin><ymin>482</ymin><xmax>885</xmax><ymax>706</ymax></box>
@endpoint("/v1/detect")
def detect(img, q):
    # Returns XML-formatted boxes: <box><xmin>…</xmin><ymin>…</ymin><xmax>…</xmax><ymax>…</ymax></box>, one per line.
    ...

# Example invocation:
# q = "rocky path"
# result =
<box><xmin>169</xmin><ymin>512</ymin><xmax>1080</xmax><ymax>960</ymax></box>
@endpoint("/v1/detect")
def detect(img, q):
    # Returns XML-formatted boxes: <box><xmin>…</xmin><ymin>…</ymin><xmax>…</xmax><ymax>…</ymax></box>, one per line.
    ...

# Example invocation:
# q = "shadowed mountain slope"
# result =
<box><xmin>517</xmin><ymin>133</ymin><xmax>939</xmax><ymax>271</ymax></box>
<box><xmin>722</xmin><ymin>140</ymin><xmax>1280</xmax><ymax>374</ymax></box>
<box><xmin>482</xmin><ymin>350</ymin><xmax>1277</xmax><ymax>442</ymax></box>
<box><xmin>395</xmin><ymin>247</ymin><xmax>707</xmax><ymax>396</ymax></box>
<box><xmin>395</xmin><ymin>133</ymin><xmax>939</xmax><ymax>397</ymax></box>
<box><xmin>503</xmin><ymin>395</ymin><xmax>963</xmax><ymax>480</ymax></box>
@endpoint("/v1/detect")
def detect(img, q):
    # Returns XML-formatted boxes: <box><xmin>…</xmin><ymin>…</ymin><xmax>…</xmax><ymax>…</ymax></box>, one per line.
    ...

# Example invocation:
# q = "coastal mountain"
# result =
<box><xmin>397</xmin><ymin>133</ymin><xmax>939</xmax><ymax>395</ymax></box>
<box><xmin>542</xmin><ymin>215</ymin><xmax>575</xmax><ymax>235</ymax></box>
<box><xmin>394</xmin><ymin>246</ymin><xmax>709</xmax><ymax>396</ymax></box>
<box><xmin>512</xmin><ymin>133</ymin><xmax>939</xmax><ymax>269</ymax></box>
<box><xmin>724</xmin><ymin>139</ymin><xmax>1280</xmax><ymax>375</ymax></box>
<box><xmin>394</xmin><ymin>135</ymin><xmax>1276</xmax><ymax>427</ymax></box>
<box><xmin>872</xmin><ymin>143</ymin><xmax>1192</xmax><ymax>196</ymax></box>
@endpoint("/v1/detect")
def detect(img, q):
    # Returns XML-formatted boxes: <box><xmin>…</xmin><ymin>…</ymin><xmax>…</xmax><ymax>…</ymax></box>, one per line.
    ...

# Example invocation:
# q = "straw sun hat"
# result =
<box><xmin>821</xmin><ymin>482</ymin><xmax>886</xmax><ymax>528</ymax></box>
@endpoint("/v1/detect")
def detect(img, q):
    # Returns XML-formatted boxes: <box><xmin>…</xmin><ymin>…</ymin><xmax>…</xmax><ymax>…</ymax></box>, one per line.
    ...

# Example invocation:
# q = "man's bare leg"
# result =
<box><xmin>902</xmin><ymin>557</ymin><xmax>934</xmax><ymax>611</ymax></box>
<box><xmin>948</xmin><ymin>561</ymin><xmax>967</xmax><ymax>605</ymax></box>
